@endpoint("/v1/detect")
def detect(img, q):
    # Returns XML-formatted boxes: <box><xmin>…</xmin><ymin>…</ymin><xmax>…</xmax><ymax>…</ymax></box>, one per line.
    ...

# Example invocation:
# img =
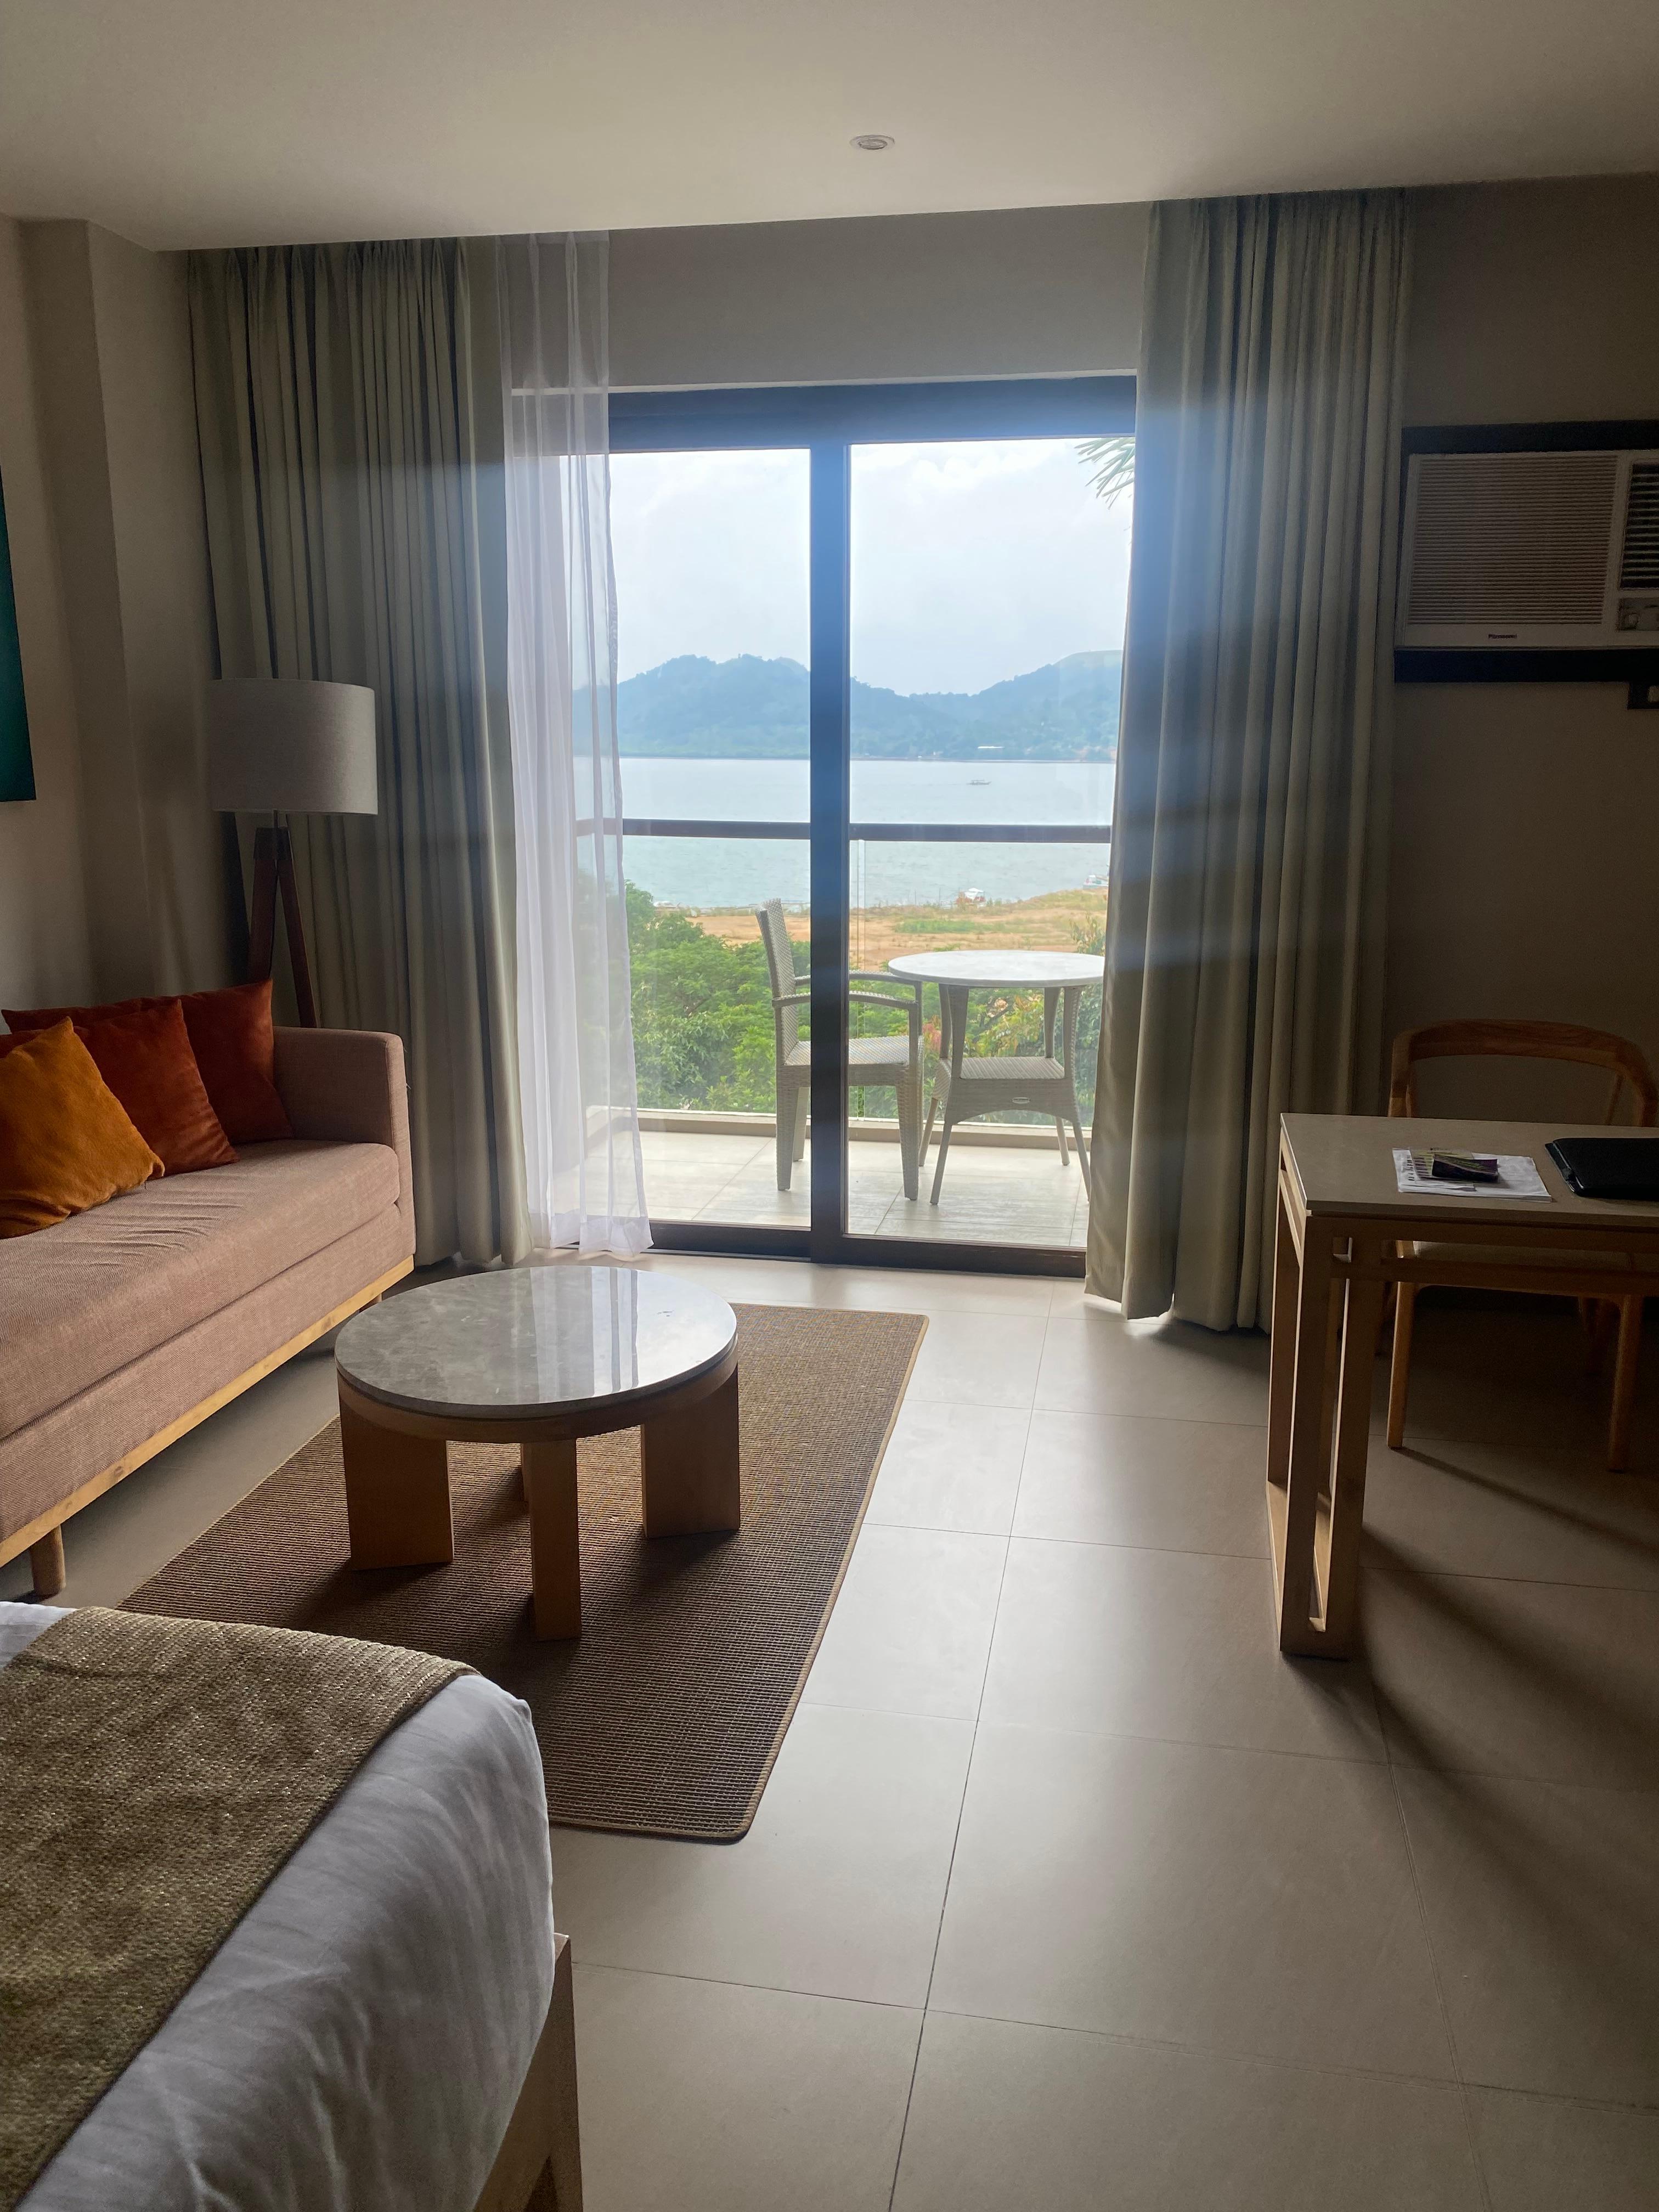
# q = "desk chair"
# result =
<box><xmin>1386</xmin><ymin>1019</ymin><xmax>1658</xmax><ymax>1471</ymax></box>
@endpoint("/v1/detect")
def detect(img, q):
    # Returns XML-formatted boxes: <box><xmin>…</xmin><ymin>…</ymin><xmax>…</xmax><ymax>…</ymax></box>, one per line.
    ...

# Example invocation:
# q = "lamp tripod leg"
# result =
<box><xmin>247</xmin><ymin>823</ymin><xmax>318</xmax><ymax>1028</ymax></box>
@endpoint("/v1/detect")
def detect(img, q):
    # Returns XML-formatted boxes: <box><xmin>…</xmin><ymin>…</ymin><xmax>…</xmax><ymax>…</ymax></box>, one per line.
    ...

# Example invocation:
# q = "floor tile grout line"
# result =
<box><xmin>794</xmin><ymin>1692</ymin><xmax>1389</xmax><ymax>1764</ymax></box>
<box><xmin>1383</xmin><ymin>1753</ymin><xmax>1494</xmax><ymax>2212</ymax></box>
<box><xmin>674</xmin><ymin>1152</ymin><xmax>755</xmax><ymax>1217</ymax></box>
<box><xmin>569</xmin><ymin>1951</ymin><xmax>1659</xmax><ymax>2121</ymax></box>
<box><xmin>915</xmin><ymin>1996</ymin><xmax>1501</xmax><ymax>2100</ymax></box>
<box><xmin>936</xmin><ymin>1707</ymin><xmax>1392</xmax><ymax>1771</ymax></box>
<box><xmin>569</xmin><ymin>1953</ymin><xmax>926</xmax><ymax>2016</ymax></box>
<box><xmin>885</xmin><ymin>1404</ymin><xmax>1032</xmax><ymax>2212</ymax></box>
<box><xmin>1378</xmin><ymin>1560</ymin><xmax>1659</xmax><ymax>1595</ymax></box>
<box><xmin>883</xmin><ymin>1718</ymin><xmax>983</xmax><ymax>2212</ymax></box>
<box><xmin>997</xmin><ymin>1528</ymin><xmax>1277</xmax><ymax>1565</ymax></box>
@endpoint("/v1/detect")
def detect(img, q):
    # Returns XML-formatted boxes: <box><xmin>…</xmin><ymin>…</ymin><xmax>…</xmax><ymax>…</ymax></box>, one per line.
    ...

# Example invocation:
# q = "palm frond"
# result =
<box><xmin>1077</xmin><ymin>434</ymin><xmax>1136</xmax><ymax>507</ymax></box>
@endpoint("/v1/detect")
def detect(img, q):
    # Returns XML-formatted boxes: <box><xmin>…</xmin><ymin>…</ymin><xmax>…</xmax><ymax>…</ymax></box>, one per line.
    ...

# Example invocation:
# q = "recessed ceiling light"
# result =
<box><xmin>851</xmin><ymin>134</ymin><xmax>895</xmax><ymax>152</ymax></box>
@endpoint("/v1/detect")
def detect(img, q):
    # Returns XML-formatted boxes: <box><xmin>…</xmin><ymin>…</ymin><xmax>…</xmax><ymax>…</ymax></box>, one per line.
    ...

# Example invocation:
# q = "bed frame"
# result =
<box><xmin>474</xmin><ymin>1931</ymin><xmax>583</xmax><ymax>2212</ymax></box>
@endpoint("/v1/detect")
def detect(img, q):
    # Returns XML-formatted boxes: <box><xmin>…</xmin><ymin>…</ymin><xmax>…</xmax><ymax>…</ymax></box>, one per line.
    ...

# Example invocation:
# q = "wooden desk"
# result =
<box><xmin>1268</xmin><ymin>1114</ymin><xmax>1659</xmax><ymax>1658</ymax></box>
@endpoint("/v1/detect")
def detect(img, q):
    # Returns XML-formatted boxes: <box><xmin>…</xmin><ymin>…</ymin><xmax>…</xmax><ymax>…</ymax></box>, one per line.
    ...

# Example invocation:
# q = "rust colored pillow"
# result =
<box><xmin>0</xmin><ymin>1021</ymin><xmax>163</xmax><ymax>1238</ymax></box>
<box><xmin>176</xmin><ymin>980</ymin><xmax>291</xmax><ymax>1144</ymax></box>
<box><xmin>46</xmin><ymin>1001</ymin><xmax>234</xmax><ymax>1173</ymax></box>
<box><xmin>4</xmin><ymin>979</ymin><xmax>291</xmax><ymax>1145</ymax></box>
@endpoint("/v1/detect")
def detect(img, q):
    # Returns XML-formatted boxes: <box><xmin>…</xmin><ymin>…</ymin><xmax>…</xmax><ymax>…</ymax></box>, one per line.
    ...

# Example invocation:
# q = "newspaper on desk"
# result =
<box><xmin>1393</xmin><ymin>1149</ymin><xmax>1550</xmax><ymax>1200</ymax></box>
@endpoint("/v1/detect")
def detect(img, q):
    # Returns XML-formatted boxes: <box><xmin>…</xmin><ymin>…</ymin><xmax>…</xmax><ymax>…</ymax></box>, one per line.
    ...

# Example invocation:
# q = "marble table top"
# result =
<box><xmin>887</xmin><ymin>949</ymin><xmax>1105</xmax><ymax>990</ymax></box>
<box><xmin>336</xmin><ymin>1266</ymin><xmax>737</xmax><ymax>1424</ymax></box>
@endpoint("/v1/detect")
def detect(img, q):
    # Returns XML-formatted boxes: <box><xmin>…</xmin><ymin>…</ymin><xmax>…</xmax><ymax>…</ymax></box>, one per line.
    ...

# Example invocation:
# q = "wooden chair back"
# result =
<box><xmin>755</xmin><ymin>899</ymin><xmax>804</xmax><ymax>1056</ymax></box>
<box><xmin>1388</xmin><ymin>1019</ymin><xmax>1659</xmax><ymax>1127</ymax></box>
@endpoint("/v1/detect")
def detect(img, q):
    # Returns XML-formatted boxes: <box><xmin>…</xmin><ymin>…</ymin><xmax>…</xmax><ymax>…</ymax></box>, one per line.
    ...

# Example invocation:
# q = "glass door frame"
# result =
<box><xmin>613</xmin><ymin>375</ymin><xmax>1136</xmax><ymax>1274</ymax></box>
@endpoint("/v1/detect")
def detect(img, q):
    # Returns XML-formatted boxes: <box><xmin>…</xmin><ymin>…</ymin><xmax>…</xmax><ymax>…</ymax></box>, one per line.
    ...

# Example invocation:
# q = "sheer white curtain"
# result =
<box><xmin>497</xmin><ymin>233</ymin><xmax>650</xmax><ymax>1255</ymax></box>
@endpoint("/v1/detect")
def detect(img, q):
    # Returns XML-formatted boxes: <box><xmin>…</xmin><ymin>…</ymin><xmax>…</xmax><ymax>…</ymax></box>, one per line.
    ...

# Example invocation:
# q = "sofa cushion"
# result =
<box><xmin>0</xmin><ymin>1212</ymin><xmax>409</xmax><ymax>1548</ymax></box>
<box><xmin>4</xmin><ymin>981</ymin><xmax>291</xmax><ymax>1146</ymax></box>
<box><xmin>0</xmin><ymin>1139</ymin><xmax>399</xmax><ymax>1441</ymax></box>
<box><xmin>1</xmin><ymin>1001</ymin><xmax>237</xmax><ymax>1175</ymax></box>
<box><xmin>0</xmin><ymin>1023</ymin><xmax>163</xmax><ymax>1240</ymax></box>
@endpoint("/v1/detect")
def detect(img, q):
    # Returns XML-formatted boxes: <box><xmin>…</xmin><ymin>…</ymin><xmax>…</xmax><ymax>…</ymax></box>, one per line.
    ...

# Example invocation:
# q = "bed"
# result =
<box><xmin>1</xmin><ymin>1604</ymin><xmax>579</xmax><ymax>2212</ymax></box>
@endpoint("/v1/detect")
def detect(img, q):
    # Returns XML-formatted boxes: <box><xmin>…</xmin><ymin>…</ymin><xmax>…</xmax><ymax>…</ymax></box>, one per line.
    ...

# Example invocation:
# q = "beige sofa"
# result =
<box><xmin>0</xmin><ymin>1027</ymin><xmax>415</xmax><ymax>1599</ymax></box>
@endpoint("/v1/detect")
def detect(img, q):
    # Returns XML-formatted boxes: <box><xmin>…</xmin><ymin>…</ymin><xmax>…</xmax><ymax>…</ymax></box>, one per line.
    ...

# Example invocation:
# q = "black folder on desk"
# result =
<box><xmin>1546</xmin><ymin>1137</ymin><xmax>1659</xmax><ymax>1201</ymax></box>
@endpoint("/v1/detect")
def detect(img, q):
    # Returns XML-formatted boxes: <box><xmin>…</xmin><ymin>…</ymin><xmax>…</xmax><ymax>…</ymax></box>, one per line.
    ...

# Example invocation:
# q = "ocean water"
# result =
<box><xmin>619</xmin><ymin>756</ymin><xmax>1114</xmax><ymax>910</ymax></box>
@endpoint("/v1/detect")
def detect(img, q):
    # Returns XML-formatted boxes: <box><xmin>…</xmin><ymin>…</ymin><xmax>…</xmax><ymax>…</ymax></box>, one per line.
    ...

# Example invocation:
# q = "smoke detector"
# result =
<box><xmin>851</xmin><ymin>134</ymin><xmax>895</xmax><ymax>152</ymax></box>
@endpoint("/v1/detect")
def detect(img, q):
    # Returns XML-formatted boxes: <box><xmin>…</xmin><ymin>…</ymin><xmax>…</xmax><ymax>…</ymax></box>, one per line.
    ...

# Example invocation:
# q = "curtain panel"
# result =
<box><xmin>495</xmin><ymin>234</ymin><xmax>649</xmax><ymax>1255</ymax></box>
<box><xmin>1087</xmin><ymin>192</ymin><xmax>1412</xmax><ymax>1330</ymax></box>
<box><xmin>190</xmin><ymin>239</ymin><xmax>530</xmax><ymax>1267</ymax></box>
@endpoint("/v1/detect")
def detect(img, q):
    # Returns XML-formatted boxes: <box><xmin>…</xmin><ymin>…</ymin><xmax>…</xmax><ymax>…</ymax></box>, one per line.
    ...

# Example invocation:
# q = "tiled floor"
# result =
<box><xmin>11</xmin><ymin>1261</ymin><xmax>1659</xmax><ymax>2208</ymax></box>
<box><xmin>640</xmin><ymin>1124</ymin><xmax>1090</xmax><ymax>1247</ymax></box>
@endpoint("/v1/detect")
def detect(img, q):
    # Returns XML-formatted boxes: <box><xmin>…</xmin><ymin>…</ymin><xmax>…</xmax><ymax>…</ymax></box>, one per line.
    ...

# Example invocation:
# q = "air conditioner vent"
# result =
<box><xmin>1620</xmin><ymin>462</ymin><xmax>1659</xmax><ymax>590</ymax></box>
<box><xmin>1405</xmin><ymin>453</ymin><xmax>1618</xmax><ymax>631</ymax></box>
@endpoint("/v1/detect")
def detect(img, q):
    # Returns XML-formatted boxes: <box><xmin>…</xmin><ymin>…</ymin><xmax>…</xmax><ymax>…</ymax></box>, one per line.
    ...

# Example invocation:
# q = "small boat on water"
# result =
<box><xmin>968</xmin><ymin>778</ymin><xmax>990</xmax><ymax>786</ymax></box>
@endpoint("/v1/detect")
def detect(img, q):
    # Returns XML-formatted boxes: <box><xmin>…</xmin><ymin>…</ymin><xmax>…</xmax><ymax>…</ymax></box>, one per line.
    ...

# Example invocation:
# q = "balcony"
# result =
<box><xmin>640</xmin><ymin>1111</ymin><xmax>1090</xmax><ymax>1248</ymax></box>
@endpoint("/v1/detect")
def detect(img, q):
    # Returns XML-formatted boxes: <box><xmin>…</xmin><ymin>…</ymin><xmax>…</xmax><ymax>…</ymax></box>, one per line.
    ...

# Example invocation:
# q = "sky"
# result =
<box><xmin>609</xmin><ymin>438</ymin><xmax>1133</xmax><ymax>696</ymax></box>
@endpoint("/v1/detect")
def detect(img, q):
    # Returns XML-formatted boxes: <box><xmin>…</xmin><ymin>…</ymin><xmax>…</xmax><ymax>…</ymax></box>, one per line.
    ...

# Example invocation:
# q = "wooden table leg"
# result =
<box><xmin>1273</xmin><ymin>1219</ymin><xmax>1336</xmax><ymax>1656</ymax></box>
<box><xmin>1266</xmin><ymin>1180</ymin><xmax>1299</xmax><ymax>1490</ymax></box>
<box><xmin>1609</xmin><ymin>1295</ymin><xmax>1643</xmax><ymax>1472</ymax></box>
<box><xmin>340</xmin><ymin>1395</ymin><xmax>453</xmax><ymax>1568</ymax></box>
<box><xmin>1320</xmin><ymin>1248</ymin><xmax>1385</xmax><ymax>1652</ymax></box>
<box><xmin>523</xmin><ymin>1441</ymin><xmax>582</xmax><ymax>1640</ymax></box>
<box><xmin>640</xmin><ymin>1368</ymin><xmax>742</xmax><ymax>1537</ymax></box>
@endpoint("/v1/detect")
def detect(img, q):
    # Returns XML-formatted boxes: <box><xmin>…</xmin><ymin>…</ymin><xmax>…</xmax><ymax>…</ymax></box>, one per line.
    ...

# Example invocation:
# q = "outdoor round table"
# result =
<box><xmin>334</xmin><ymin>1267</ymin><xmax>740</xmax><ymax>1640</ymax></box>
<box><xmin>886</xmin><ymin>949</ymin><xmax>1105</xmax><ymax>1204</ymax></box>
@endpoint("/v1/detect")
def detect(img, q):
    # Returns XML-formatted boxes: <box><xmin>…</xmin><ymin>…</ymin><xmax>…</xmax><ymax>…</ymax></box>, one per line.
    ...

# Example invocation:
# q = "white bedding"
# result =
<box><xmin>3</xmin><ymin>1603</ymin><xmax>555</xmax><ymax>2212</ymax></box>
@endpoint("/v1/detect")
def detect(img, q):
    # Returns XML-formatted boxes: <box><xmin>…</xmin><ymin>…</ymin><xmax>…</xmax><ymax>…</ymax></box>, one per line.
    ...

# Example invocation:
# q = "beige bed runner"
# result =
<box><xmin>0</xmin><ymin>1607</ymin><xmax>467</xmax><ymax>2208</ymax></box>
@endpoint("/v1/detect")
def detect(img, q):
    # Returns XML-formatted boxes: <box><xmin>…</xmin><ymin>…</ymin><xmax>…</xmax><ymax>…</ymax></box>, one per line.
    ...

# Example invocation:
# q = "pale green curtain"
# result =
<box><xmin>1087</xmin><ymin>192</ymin><xmax>1412</xmax><ymax>1329</ymax></box>
<box><xmin>190</xmin><ymin>241</ymin><xmax>529</xmax><ymax>1266</ymax></box>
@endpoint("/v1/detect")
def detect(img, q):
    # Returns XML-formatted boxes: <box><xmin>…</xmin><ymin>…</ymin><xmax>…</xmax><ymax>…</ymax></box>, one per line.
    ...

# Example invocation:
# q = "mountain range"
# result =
<box><xmin>615</xmin><ymin>651</ymin><xmax>1121</xmax><ymax>761</ymax></box>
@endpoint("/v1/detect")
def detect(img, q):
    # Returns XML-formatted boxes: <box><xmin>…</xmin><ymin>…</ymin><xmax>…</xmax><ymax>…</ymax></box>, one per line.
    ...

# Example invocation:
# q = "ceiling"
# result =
<box><xmin>3</xmin><ymin>0</ymin><xmax>1658</xmax><ymax>251</ymax></box>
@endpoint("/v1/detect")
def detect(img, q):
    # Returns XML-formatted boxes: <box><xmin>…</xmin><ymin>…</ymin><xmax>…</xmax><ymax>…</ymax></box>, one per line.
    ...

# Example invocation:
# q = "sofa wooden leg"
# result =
<box><xmin>30</xmin><ymin>1526</ymin><xmax>66</xmax><ymax>1600</ymax></box>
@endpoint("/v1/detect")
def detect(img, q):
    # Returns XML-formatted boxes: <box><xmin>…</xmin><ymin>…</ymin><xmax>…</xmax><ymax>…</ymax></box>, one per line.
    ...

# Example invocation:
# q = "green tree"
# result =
<box><xmin>627</xmin><ymin>881</ymin><xmax>1103</xmax><ymax>1128</ymax></box>
<box><xmin>627</xmin><ymin>883</ymin><xmax>781</xmax><ymax>1111</ymax></box>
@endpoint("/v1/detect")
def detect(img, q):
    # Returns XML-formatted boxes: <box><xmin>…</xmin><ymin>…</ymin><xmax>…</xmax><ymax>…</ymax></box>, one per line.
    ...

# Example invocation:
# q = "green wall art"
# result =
<box><xmin>0</xmin><ymin>463</ymin><xmax>35</xmax><ymax>803</ymax></box>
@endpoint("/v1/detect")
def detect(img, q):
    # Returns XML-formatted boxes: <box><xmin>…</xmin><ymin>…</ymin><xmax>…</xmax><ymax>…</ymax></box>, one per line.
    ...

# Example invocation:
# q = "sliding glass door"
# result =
<box><xmin>611</xmin><ymin>379</ymin><xmax>1133</xmax><ymax>1272</ymax></box>
<box><xmin>610</xmin><ymin>446</ymin><xmax>811</xmax><ymax>1232</ymax></box>
<box><xmin>847</xmin><ymin>436</ymin><xmax>1121</xmax><ymax>1251</ymax></box>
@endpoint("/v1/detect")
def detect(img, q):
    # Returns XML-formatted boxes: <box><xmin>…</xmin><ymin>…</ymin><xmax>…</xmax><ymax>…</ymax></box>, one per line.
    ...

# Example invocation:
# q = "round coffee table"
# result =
<box><xmin>334</xmin><ymin>1267</ymin><xmax>740</xmax><ymax>1640</ymax></box>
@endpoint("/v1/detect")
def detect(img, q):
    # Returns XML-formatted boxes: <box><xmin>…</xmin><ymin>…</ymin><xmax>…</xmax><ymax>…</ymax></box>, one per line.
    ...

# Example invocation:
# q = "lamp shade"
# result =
<box><xmin>206</xmin><ymin>679</ymin><xmax>379</xmax><ymax>815</ymax></box>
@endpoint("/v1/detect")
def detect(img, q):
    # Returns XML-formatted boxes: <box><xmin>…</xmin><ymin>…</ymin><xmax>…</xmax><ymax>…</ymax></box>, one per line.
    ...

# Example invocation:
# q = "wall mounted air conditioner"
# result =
<box><xmin>1397</xmin><ymin>449</ymin><xmax>1659</xmax><ymax>650</ymax></box>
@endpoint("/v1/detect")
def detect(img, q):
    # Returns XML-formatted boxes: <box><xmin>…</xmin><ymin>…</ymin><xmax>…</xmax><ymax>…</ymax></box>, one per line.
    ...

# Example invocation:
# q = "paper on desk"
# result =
<box><xmin>1392</xmin><ymin>1149</ymin><xmax>1550</xmax><ymax>1200</ymax></box>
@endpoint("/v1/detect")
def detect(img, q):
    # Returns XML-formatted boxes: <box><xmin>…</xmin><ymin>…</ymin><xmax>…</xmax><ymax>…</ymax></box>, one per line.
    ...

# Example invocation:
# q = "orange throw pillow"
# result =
<box><xmin>0</xmin><ymin>1002</ymin><xmax>235</xmax><ymax>1175</ymax></box>
<box><xmin>4</xmin><ymin>979</ymin><xmax>291</xmax><ymax>1145</ymax></box>
<box><xmin>0</xmin><ymin>1021</ymin><xmax>163</xmax><ymax>1238</ymax></box>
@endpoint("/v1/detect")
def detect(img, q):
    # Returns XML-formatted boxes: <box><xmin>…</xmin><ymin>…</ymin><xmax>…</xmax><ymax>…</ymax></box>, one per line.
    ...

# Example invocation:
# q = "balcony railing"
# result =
<box><xmin>621</xmin><ymin>819</ymin><xmax>1113</xmax><ymax>847</ymax></box>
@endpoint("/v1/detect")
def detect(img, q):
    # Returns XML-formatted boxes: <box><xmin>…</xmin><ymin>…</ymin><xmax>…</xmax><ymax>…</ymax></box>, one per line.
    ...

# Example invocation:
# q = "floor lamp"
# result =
<box><xmin>207</xmin><ymin>679</ymin><xmax>379</xmax><ymax>1026</ymax></box>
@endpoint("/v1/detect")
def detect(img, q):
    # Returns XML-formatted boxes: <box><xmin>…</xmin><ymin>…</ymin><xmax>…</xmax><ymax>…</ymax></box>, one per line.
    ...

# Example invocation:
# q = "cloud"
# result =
<box><xmin>611</xmin><ymin>439</ymin><xmax>1131</xmax><ymax>695</ymax></box>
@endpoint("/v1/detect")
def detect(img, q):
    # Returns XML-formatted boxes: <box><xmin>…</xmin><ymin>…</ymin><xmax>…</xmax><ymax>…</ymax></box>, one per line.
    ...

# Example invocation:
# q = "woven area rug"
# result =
<box><xmin>125</xmin><ymin>1303</ymin><xmax>926</xmax><ymax>1842</ymax></box>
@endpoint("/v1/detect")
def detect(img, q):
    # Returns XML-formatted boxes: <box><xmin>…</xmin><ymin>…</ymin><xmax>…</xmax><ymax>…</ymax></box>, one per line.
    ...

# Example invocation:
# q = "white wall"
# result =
<box><xmin>0</xmin><ymin>215</ymin><xmax>94</xmax><ymax>1012</ymax></box>
<box><xmin>88</xmin><ymin>224</ymin><xmax>225</xmax><ymax>995</ymax></box>
<box><xmin>1</xmin><ymin>217</ymin><xmax>225</xmax><ymax>1016</ymax></box>
<box><xmin>610</xmin><ymin>201</ymin><xmax>1149</xmax><ymax>386</ymax></box>
<box><xmin>1390</xmin><ymin>176</ymin><xmax>1659</xmax><ymax>1118</ymax></box>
